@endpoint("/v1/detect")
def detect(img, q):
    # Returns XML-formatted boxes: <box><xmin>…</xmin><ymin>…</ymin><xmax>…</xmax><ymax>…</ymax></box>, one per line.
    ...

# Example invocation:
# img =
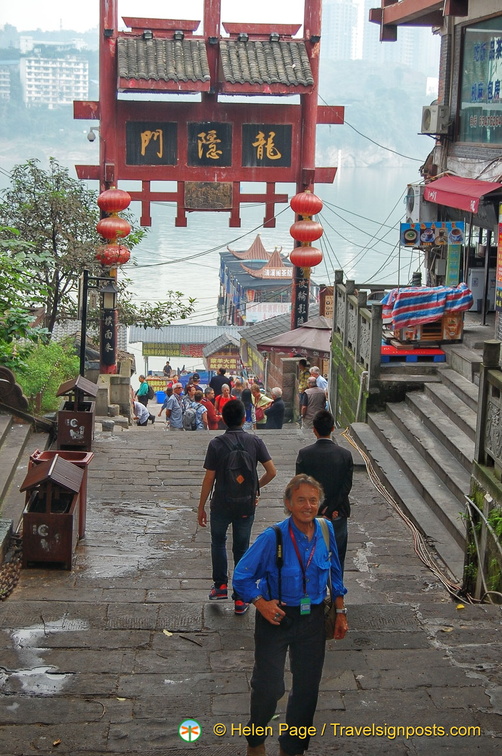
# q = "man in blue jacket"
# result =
<box><xmin>233</xmin><ymin>474</ymin><xmax>348</xmax><ymax>756</ymax></box>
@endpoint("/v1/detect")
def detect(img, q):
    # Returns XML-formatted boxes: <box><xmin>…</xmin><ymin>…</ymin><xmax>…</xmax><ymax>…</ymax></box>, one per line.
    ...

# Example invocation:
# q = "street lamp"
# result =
<box><xmin>100</xmin><ymin>279</ymin><xmax>118</xmax><ymax>310</ymax></box>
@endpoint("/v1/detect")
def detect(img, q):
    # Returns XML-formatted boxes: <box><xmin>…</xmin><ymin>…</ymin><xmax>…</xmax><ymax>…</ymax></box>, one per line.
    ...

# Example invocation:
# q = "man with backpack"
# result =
<box><xmin>197</xmin><ymin>399</ymin><xmax>277</xmax><ymax>615</ymax></box>
<box><xmin>183</xmin><ymin>390</ymin><xmax>208</xmax><ymax>431</ymax></box>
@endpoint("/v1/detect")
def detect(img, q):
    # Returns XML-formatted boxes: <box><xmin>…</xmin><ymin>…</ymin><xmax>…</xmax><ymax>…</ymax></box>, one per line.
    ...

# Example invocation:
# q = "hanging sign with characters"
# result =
<box><xmin>242</xmin><ymin>124</ymin><xmax>292</xmax><ymax>167</ymax></box>
<box><xmin>400</xmin><ymin>221</ymin><xmax>465</xmax><ymax>247</ymax></box>
<box><xmin>188</xmin><ymin>122</ymin><xmax>232</xmax><ymax>166</ymax></box>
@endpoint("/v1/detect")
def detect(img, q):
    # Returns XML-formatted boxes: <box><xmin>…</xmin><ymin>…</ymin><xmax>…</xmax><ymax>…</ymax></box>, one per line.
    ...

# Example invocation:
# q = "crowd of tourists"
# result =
<box><xmin>131</xmin><ymin>368</ymin><xmax>291</xmax><ymax>431</ymax></box>
<box><xmin>132</xmin><ymin>358</ymin><xmax>328</xmax><ymax>434</ymax></box>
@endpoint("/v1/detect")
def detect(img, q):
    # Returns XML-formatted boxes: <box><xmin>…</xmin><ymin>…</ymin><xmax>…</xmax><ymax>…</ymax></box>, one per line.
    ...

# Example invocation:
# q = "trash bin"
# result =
<box><xmin>156</xmin><ymin>391</ymin><xmax>166</xmax><ymax>404</ymax></box>
<box><xmin>21</xmin><ymin>456</ymin><xmax>84</xmax><ymax>570</ymax></box>
<box><xmin>29</xmin><ymin>449</ymin><xmax>94</xmax><ymax>539</ymax></box>
<box><xmin>56</xmin><ymin>376</ymin><xmax>98</xmax><ymax>451</ymax></box>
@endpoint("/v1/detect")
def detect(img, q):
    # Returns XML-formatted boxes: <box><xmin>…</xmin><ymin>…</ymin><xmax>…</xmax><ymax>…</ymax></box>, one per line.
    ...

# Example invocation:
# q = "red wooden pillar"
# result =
<box><xmin>203</xmin><ymin>0</ymin><xmax>221</xmax><ymax>95</ymax></box>
<box><xmin>99</xmin><ymin>0</ymin><xmax>119</xmax><ymax>373</ymax></box>
<box><xmin>291</xmin><ymin>0</ymin><xmax>322</xmax><ymax>330</ymax></box>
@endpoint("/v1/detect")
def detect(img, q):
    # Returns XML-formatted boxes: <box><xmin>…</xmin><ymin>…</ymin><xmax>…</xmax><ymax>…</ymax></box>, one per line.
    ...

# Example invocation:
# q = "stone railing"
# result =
<box><xmin>333</xmin><ymin>271</ymin><xmax>383</xmax><ymax>384</ymax></box>
<box><xmin>467</xmin><ymin>340</ymin><xmax>502</xmax><ymax>601</ymax></box>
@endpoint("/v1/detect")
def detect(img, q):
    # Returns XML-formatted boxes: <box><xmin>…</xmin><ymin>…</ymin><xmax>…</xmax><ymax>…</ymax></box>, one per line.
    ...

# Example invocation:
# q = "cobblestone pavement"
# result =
<box><xmin>1</xmin><ymin>418</ymin><xmax>501</xmax><ymax>755</ymax></box>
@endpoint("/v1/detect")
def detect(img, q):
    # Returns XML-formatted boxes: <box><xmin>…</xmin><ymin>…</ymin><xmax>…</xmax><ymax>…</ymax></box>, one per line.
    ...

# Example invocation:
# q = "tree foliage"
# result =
<box><xmin>16</xmin><ymin>338</ymin><xmax>80</xmax><ymax>413</ymax></box>
<box><xmin>0</xmin><ymin>228</ymin><xmax>50</xmax><ymax>368</ymax></box>
<box><xmin>0</xmin><ymin>158</ymin><xmax>105</xmax><ymax>334</ymax></box>
<box><xmin>0</xmin><ymin>158</ymin><xmax>196</xmax><ymax>335</ymax></box>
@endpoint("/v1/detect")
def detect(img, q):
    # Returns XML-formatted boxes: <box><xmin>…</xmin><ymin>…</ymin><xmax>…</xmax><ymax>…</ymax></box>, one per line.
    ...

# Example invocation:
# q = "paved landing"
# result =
<box><xmin>1</xmin><ymin>423</ymin><xmax>501</xmax><ymax>755</ymax></box>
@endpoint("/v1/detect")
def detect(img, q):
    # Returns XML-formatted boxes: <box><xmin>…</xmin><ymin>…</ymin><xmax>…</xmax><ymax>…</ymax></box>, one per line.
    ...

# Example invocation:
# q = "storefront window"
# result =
<box><xmin>459</xmin><ymin>16</ymin><xmax>502</xmax><ymax>144</ymax></box>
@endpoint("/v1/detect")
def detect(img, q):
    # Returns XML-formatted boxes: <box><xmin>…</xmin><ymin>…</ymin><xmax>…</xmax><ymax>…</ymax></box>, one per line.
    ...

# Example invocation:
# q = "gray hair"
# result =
<box><xmin>283</xmin><ymin>474</ymin><xmax>324</xmax><ymax>512</ymax></box>
<box><xmin>310</xmin><ymin>366</ymin><xmax>320</xmax><ymax>375</ymax></box>
<box><xmin>271</xmin><ymin>387</ymin><xmax>282</xmax><ymax>398</ymax></box>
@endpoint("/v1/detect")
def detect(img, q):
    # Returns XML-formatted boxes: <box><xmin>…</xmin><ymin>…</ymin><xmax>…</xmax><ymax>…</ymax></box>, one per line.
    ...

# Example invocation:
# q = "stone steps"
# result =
<box><xmin>350</xmin><ymin>422</ymin><xmax>466</xmax><ymax>581</ymax></box>
<box><xmin>0</xmin><ymin>415</ymin><xmax>50</xmax><ymax>561</ymax></box>
<box><xmin>349</xmin><ymin>356</ymin><xmax>480</xmax><ymax>584</ymax></box>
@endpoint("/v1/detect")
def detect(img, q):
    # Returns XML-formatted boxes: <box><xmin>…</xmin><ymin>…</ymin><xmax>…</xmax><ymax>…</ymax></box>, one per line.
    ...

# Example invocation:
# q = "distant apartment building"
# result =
<box><xmin>19</xmin><ymin>43</ymin><xmax>88</xmax><ymax>108</ymax></box>
<box><xmin>322</xmin><ymin>0</ymin><xmax>359</xmax><ymax>61</ymax></box>
<box><xmin>0</xmin><ymin>65</ymin><xmax>12</xmax><ymax>101</ymax></box>
<box><xmin>360</xmin><ymin>0</ymin><xmax>439</xmax><ymax>76</ymax></box>
<box><xmin>320</xmin><ymin>0</ymin><xmax>439</xmax><ymax>77</ymax></box>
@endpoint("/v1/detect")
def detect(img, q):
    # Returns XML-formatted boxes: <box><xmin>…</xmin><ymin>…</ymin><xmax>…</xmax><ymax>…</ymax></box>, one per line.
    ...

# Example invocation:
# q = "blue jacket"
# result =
<box><xmin>233</xmin><ymin>517</ymin><xmax>346</xmax><ymax>606</ymax></box>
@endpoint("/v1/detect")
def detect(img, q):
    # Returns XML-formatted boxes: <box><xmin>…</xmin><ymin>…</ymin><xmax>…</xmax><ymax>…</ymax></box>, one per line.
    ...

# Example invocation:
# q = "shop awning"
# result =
<box><xmin>423</xmin><ymin>176</ymin><xmax>502</xmax><ymax>214</ymax></box>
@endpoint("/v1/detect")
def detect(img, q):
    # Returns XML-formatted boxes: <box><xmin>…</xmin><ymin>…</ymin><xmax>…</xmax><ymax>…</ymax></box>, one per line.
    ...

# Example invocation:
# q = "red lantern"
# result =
<box><xmin>290</xmin><ymin>219</ymin><xmax>324</xmax><ymax>243</ymax></box>
<box><xmin>97</xmin><ymin>188</ymin><xmax>131</xmax><ymax>214</ymax></box>
<box><xmin>290</xmin><ymin>191</ymin><xmax>323</xmax><ymax>217</ymax></box>
<box><xmin>95</xmin><ymin>244</ymin><xmax>130</xmax><ymax>266</ymax></box>
<box><xmin>96</xmin><ymin>216</ymin><xmax>131</xmax><ymax>240</ymax></box>
<box><xmin>290</xmin><ymin>246</ymin><xmax>323</xmax><ymax>268</ymax></box>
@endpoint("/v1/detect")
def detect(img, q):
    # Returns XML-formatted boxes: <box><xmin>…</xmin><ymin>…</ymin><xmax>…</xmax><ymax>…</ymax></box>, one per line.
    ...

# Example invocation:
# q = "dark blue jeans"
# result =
<box><xmin>248</xmin><ymin>603</ymin><xmax>326</xmax><ymax>754</ymax></box>
<box><xmin>209</xmin><ymin>510</ymin><xmax>254</xmax><ymax>597</ymax></box>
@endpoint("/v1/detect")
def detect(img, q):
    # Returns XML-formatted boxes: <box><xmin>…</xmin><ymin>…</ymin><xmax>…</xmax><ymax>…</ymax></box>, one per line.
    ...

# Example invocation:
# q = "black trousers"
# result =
<box><xmin>247</xmin><ymin>603</ymin><xmax>325</xmax><ymax>755</ymax></box>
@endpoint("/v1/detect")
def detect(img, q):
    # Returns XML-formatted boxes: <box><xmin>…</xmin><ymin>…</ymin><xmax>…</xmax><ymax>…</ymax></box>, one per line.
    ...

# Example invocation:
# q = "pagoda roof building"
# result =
<box><xmin>241</xmin><ymin>248</ymin><xmax>292</xmax><ymax>279</ymax></box>
<box><xmin>228</xmin><ymin>234</ymin><xmax>272</xmax><ymax>261</ymax></box>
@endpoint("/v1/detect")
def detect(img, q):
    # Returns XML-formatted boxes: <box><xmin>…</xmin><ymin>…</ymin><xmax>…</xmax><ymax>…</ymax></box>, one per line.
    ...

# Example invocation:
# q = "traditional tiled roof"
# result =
<box><xmin>203</xmin><ymin>332</ymin><xmax>241</xmax><ymax>358</ymax></box>
<box><xmin>240</xmin><ymin>304</ymin><xmax>319</xmax><ymax>348</ymax></box>
<box><xmin>128</xmin><ymin>325</ymin><xmax>241</xmax><ymax>344</ymax></box>
<box><xmin>219</xmin><ymin>40</ymin><xmax>314</xmax><ymax>88</ymax></box>
<box><xmin>228</xmin><ymin>234</ymin><xmax>271</xmax><ymax>261</ymax></box>
<box><xmin>117</xmin><ymin>37</ymin><xmax>210</xmax><ymax>84</ymax></box>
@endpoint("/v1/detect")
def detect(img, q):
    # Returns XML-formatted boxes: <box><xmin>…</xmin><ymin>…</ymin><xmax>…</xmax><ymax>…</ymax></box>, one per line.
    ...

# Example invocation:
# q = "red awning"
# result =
<box><xmin>423</xmin><ymin>175</ymin><xmax>502</xmax><ymax>214</ymax></box>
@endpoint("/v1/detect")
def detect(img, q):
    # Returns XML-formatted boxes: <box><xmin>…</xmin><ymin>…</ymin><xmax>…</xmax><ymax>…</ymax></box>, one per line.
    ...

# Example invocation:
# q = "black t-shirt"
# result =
<box><xmin>204</xmin><ymin>429</ymin><xmax>272</xmax><ymax>510</ymax></box>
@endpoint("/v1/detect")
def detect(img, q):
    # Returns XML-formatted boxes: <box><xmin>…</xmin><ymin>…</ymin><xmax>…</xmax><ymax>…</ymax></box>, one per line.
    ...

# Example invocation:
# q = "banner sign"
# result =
<box><xmin>400</xmin><ymin>222</ymin><xmax>465</xmax><ymax>247</ymax></box>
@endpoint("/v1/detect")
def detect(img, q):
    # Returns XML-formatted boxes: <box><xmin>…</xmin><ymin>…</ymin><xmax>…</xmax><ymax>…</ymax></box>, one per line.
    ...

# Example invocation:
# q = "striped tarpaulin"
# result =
<box><xmin>381</xmin><ymin>283</ymin><xmax>473</xmax><ymax>329</ymax></box>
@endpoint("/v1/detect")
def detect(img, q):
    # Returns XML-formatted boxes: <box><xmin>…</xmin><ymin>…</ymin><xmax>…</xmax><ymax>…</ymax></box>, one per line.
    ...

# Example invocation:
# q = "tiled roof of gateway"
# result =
<box><xmin>117</xmin><ymin>37</ymin><xmax>210</xmax><ymax>83</ymax></box>
<box><xmin>219</xmin><ymin>40</ymin><xmax>314</xmax><ymax>87</ymax></box>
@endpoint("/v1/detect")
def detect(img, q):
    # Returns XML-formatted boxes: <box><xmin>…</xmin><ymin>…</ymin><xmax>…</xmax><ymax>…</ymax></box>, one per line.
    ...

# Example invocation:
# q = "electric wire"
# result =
<box><xmin>317</xmin><ymin>94</ymin><xmax>425</xmax><ymax>163</ymax></box>
<box><xmin>132</xmin><ymin>206</ymin><xmax>290</xmax><ymax>269</ymax></box>
<box><xmin>343</xmin><ymin>120</ymin><xmax>424</xmax><ymax>163</ymax></box>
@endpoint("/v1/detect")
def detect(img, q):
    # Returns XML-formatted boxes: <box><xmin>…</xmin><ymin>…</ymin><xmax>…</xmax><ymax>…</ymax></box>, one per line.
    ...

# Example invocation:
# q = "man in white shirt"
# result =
<box><xmin>310</xmin><ymin>366</ymin><xmax>328</xmax><ymax>391</ymax></box>
<box><xmin>133</xmin><ymin>400</ymin><xmax>154</xmax><ymax>426</ymax></box>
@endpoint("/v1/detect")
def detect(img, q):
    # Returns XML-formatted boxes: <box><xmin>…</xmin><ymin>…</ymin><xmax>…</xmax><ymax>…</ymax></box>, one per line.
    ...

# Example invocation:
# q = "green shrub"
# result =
<box><xmin>17</xmin><ymin>339</ymin><xmax>80</xmax><ymax>413</ymax></box>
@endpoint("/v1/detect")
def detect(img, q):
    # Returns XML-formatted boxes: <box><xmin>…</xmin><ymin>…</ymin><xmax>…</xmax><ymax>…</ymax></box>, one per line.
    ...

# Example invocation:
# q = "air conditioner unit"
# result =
<box><xmin>405</xmin><ymin>184</ymin><xmax>438</xmax><ymax>224</ymax></box>
<box><xmin>420</xmin><ymin>104</ymin><xmax>450</xmax><ymax>134</ymax></box>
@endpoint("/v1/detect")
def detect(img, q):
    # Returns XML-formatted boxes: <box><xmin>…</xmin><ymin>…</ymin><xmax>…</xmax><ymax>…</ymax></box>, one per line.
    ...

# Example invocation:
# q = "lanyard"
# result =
<box><xmin>289</xmin><ymin>521</ymin><xmax>316</xmax><ymax>595</ymax></box>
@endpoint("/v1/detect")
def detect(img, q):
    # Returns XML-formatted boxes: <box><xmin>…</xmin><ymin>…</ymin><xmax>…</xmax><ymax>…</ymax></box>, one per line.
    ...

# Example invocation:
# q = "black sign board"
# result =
<box><xmin>101</xmin><ymin>308</ymin><xmax>116</xmax><ymax>367</ymax></box>
<box><xmin>292</xmin><ymin>274</ymin><xmax>310</xmax><ymax>329</ymax></box>
<box><xmin>242</xmin><ymin>124</ymin><xmax>292</xmax><ymax>167</ymax></box>
<box><xmin>126</xmin><ymin>122</ymin><xmax>177</xmax><ymax>165</ymax></box>
<box><xmin>187</xmin><ymin>122</ymin><xmax>232</xmax><ymax>166</ymax></box>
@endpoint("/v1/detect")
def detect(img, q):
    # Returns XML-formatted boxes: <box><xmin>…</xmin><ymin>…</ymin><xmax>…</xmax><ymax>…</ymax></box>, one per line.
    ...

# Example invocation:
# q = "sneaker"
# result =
<box><xmin>208</xmin><ymin>583</ymin><xmax>228</xmax><ymax>600</ymax></box>
<box><xmin>234</xmin><ymin>600</ymin><xmax>250</xmax><ymax>615</ymax></box>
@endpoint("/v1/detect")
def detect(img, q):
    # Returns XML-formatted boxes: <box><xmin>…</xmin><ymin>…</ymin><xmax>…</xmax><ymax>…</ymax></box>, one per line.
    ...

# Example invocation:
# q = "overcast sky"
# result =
<box><xmin>1</xmin><ymin>0</ymin><xmax>310</xmax><ymax>34</ymax></box>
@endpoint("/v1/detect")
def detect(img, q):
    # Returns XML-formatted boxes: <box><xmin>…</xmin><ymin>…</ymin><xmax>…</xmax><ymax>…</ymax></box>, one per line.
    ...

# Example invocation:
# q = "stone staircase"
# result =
<box><xmin>0</xmin><ymin>415</ymin><xmax>49</xmax><ymax>560</ymax></box>
<box><xmin>351</xmin><ymin>360</ymin><xmax>480</xmax><ymax>584</ymax></box>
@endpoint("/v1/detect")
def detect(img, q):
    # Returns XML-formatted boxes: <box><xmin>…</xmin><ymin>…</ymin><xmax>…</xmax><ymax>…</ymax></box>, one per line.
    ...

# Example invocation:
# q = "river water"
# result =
<box><xmin>125</xmin><ymin>164</ymin><xmax>424</xmax><ymax>373</ymax></box>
